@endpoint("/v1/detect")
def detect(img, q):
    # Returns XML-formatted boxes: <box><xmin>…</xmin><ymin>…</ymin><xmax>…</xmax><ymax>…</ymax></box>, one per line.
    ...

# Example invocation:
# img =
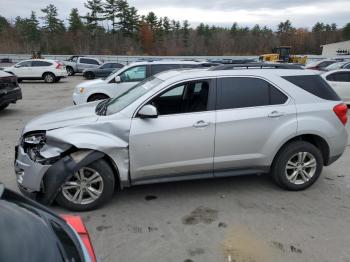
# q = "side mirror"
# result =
<box><xmin>138</xmin><ymin>104</ymin><xmax>158</xmax><ymax>118</ymax></box>
<box><xmin>115</xmin><ymin>76</ymin><xmax>121</xmax><ymax>83</ymax></box>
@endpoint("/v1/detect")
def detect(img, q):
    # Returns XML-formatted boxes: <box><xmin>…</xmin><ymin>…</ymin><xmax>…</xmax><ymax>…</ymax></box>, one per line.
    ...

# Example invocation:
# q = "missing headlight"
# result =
<box><xmin>23</xmin><ymin>132</ymin><xmax>47</xmax><ymax>163</ymax></box>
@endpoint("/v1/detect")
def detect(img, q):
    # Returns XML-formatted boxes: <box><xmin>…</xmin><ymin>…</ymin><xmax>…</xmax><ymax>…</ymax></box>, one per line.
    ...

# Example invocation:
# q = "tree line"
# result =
<box><xmin>0</xmin><ymin>0</ymin><xmax>350</xmax><ymax>56</ymax></box>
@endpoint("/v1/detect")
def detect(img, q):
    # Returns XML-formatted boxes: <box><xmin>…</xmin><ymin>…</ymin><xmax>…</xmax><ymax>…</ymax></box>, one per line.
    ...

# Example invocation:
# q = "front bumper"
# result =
<box><xmin>0</xmin><ymin>87</ymin><xmax>22</xmax><ymax>106</ymax></box>
<box><xmin>72</xmin><ymin>92</ymin><xmax>87</xmax><ymax>105</ymax></box>
<box><xmin>14</xmin><ymin>145</ymin><xmax>51</xmax><ymax>192</ymax></box>
<box><xmin>14</xmin><ymin>145</ymin><xmax>105</xmax><ymax>205</ymax></box>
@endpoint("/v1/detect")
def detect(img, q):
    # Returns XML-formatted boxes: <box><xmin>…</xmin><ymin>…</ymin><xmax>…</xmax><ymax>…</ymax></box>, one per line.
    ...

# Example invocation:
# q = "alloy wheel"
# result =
<box><xmin>61</xmin><ymin>167</ymin><xmax>104</xmax><ymax>205</ymax></box>
<box><xmin>285</xmin><ymin>152</ymin><xmax>317</xmax><ymax>185</ymax></box>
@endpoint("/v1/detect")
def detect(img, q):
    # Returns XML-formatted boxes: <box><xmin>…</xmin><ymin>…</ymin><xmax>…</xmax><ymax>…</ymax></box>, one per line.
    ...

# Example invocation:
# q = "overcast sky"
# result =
<box><xmin>1</xmin><ymin>0</ymin><xmax>350</xmax><ymax>29</ymax></box>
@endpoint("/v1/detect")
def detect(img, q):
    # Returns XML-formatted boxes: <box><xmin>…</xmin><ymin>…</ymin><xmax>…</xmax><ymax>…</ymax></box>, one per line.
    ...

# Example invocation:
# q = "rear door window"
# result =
<box><xmin>17</xmin><ymin>61</ymin><xmax>32</xmax><ymax>67</ymax></box>
<box><xmin>282</xmin><ymin>75</ymin><xmax>340</xmax><ymax>100</ymax></box>
<box><xmin>326</xmin><ymin>72</ymin><xmax>350</xmax><ymax>82</ymax></box>
<box><xmin>150</xmin><ymin>64</ymin><xmax>181</xmax><ymax>75</ymax></box>
<box><xmin>32</xmin><ymin>61</ymin><xmax>52</xmax><ymax>67</ymax></box>
<box><xmin>80</xmin><ymin>58</ymin><xmax>99</xmax><ymax>65</ymax></box>
<box><xmin>217</xmin><ymin>77</ymin><xmax>288</xmax><ymax>110</ymax></box>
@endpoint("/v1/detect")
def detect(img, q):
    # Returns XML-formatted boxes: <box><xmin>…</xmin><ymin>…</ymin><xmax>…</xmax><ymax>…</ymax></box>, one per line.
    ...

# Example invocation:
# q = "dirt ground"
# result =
<box><xmin>0</xmin><ymin>76</ymin><xmax>350</xmax><ymax>262</ymax></box>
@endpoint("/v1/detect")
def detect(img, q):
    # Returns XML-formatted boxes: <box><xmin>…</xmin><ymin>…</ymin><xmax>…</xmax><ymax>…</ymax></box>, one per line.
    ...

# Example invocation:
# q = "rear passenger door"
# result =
<box><xmin>214</xmin><ymin>77</ymin><xmax>297</xmax><ymax>175</ymax></box>
<box><xmin>31</xmin><ymin>61</ymin><xmax>52</xmax><ymax>77</ymax></box>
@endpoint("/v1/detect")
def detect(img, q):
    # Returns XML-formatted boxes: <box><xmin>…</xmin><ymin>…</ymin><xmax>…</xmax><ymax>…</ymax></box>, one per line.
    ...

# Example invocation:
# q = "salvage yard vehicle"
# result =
<box><xmin>0</xmin><ymin>71</ymin><xmax>22</xmax><ymax>111</ymax></box>
<box><xmin>73</xmin><ymin>60</ymin><xmax>213</xmax><ymax>105</ymax></box>
<box><xmin>4</xmin><ymin>59</ymin><xmax>67</xmax><ymax>83</ymax></box>
<box><xmin>0</xmin><ymin>183</ymin><xmax>96</xmax><ymax>262</ymax></box>
<box><xmin>64</xmin><ymin>56</ymin><xmax>102</xmax><ymax>76</ymax></box>
<box><xmin>305</xmin><ymin>59</ymin><xmax>337</xmax><ymax>71</ymax></box>
<box><xmin>322</xmin><ymin>69</ymin><xmax>350</xmax><ymax>104</ymax></box>
<box><xmin>83</xmin><ymin>62</ymin><xmax>124</xmax><ymax>80</ymax></box>
<box><xmin>15</xmin><ymin>64</ymin><xmax>348</xmax><ymax>211</ymax></box>
<box><xmin>324</xmin><ymin>61</ymin><xmax>350</xmax><ymax>71</ymax></box>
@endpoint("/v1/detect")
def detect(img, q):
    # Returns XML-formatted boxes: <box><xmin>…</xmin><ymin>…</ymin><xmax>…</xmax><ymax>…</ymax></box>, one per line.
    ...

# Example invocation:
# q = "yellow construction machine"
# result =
<box><xmin>259</xmin><ymin>46</ymin><xmax>307</xmax><ymax>65</ymax></box>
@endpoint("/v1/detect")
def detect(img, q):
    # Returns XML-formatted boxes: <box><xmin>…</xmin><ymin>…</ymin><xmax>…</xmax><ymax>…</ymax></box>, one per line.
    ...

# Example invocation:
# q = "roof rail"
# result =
<box><xmin>209</xmin><ymin>63</ymin><xmax>304</xmax><ymax>71</ymax></box>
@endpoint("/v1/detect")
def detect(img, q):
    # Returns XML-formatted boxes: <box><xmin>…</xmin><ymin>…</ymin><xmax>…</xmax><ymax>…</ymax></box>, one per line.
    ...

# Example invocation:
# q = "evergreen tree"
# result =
<box><xmin>40</xmin><ymin>4</ymin><xmax>65</xmax><ymax>33</ymax></box>
<box><xmin>163</xmin><ymin>17</ymin><xmax>171</xmax><ymax>34</ymax></box>
<box><xmin>312</xmin><ymin>22</ymin><xmax>325</xmax><ymax>32</ymax></box>
<box><xmin>277</xmin><ymin>20</ymin><xmax>295</xmax><ymax>34</ymax></box>
<box><xmin>182</xmin><ymin>20</ymin><xmax>190</xmax><ymax>47</ymax></box>
<box><xmin>145</xmin><ymin>12</ymin><xmax>158</xmax><ymax>31</ymax></box>
<box><xmin>103</xmin><ymin>0</ymin><xmax>119</xmax><ymax>32</ymax></box>
<box><xmin>343</xmin><ymin>23</ymin><xmax>350</xmax><ymax>40</ymax></box>
<box><xmin>84</xmin><ymin>0</ymin><xmax>103</xmax><ymax>31</ymax></box>
<box><xmin>68</xmin><ymin>8</ymin><xmax>84</xmax><ymax>32</ymax></box>
<box><xmin>0</xmin><ymin>15</ymin><xmax>10</xmax><ymax>32</ymax></box>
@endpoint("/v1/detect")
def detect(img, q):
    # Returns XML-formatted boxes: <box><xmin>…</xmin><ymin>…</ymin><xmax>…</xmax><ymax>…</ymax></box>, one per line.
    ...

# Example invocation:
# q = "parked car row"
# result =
<box><xmin>73</xmin><ymin>60</ymin><xmax>215</xmax><ymax>104</ymax></box>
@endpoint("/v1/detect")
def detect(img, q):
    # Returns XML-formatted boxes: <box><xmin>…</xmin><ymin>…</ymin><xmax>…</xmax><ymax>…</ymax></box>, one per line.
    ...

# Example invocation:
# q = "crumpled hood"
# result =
<box><xmin>23</xmin><ymin>102</ymin><xmax>100</xmax><ymax>134</ymax></box>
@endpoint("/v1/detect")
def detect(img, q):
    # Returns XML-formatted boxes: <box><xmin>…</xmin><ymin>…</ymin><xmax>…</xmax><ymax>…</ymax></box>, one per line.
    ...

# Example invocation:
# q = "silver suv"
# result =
<box><xmin>15</xmin><ymin>65</ymin><xmax>348</xmax><ymax>210</ymax></box>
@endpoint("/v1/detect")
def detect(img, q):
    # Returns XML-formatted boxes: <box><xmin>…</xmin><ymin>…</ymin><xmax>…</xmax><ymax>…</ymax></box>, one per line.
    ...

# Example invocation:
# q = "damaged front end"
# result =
<box><xmin>14</xmin><ymin>131</ymin><xmax>104</xmax><ymax>205</ymax></box>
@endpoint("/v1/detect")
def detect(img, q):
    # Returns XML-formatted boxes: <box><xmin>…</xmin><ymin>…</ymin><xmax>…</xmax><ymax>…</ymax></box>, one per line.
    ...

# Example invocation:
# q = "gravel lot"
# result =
<box><xmin>1</xmin><ymin>76</ymin><xmax>350</xmax><ymax>262</ymax></box>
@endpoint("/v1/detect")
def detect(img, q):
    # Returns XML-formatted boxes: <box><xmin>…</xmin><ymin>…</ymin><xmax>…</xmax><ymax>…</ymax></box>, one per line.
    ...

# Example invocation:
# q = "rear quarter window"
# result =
<box><xmin>282</xmin><ymin>75</ymin><xmax>340</xmax><ymax>101</ymax></box>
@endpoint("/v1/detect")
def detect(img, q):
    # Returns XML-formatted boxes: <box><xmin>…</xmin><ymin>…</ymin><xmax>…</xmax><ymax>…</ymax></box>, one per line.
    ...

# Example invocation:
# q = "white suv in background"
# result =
<box><xmin>4</xmin><ymin>59</ymin><xmax>67</xmax><ymax>83</ymax></box>
<box><xmin>322</xmin><ymin>69</ymin><xmax>350</xmax><ymax>104</ymax></box>
<box><xmin>72</xmin><ymin>61</ymin><xmax>209</xmax><ymax>105</ymax></box>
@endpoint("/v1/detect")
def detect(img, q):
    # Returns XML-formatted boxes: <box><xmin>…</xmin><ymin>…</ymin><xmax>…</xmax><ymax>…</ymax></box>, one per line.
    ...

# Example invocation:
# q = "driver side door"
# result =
<box><xmin>129</xmin><ymin>79</ymin><xmax>216</xmax><ymax>184</ymax></box>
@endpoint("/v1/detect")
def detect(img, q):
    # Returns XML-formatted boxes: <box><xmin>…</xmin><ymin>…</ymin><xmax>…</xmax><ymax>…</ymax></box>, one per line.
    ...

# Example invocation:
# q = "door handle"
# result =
<box><xmin>193</xmin><ymin>120</ymin><xmax>209</xmax><ymax>128</ymax></box>
<box><xmin>268</xmin><ymin>111</ymin><xmax>284</xmax><ymax>118</ymax></box>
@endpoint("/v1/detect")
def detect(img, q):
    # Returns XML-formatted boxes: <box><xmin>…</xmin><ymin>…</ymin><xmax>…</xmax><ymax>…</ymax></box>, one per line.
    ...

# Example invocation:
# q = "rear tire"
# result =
<box><xmin>43</xmin><ymin>73</ymin><xmax>55</xmax><ymax>83</ymax></box>
<box><xmin>271</xmin><ymin>141</ymin><xmax>323</xmax><ymax>190</ymax></box>
<box><xmin>87</xmin><ymin>94</ymin><xmax>109</xmax><ymax>102</ymax></box>
<box><xmin>84</xmin><ymin>72</ymin><xmax>95</xmax><ymax>80</ymax></box>
<box><xmin>0</xmin><ymin>104</ymin><xmax>9</xmax><ymax>111</ymax></box>
<box><xmin>56</xmin><ymin>159</ymin><xmax>115</xmax><ymax>211</ymax></box>
<box><xmin>66</xmin><ymin>67</ymin><xmax>74</xmax><ymax>76</ymax></box>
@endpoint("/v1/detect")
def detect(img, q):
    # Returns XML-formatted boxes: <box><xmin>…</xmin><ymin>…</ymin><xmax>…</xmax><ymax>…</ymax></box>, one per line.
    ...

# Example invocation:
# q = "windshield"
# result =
<box><xmin>105</xmin><ymin>66</ymin><xmax>127</xmax><ymax>82</ymax></box>
<box><xmin>104</xmin><ymin>76</ymin><xmax>163</xmax><ymax>115</ymax></box>
<box><xmin>326</xmin><ymin>62</ymin><xmax>346</xmax><ymax>70</ymax></box>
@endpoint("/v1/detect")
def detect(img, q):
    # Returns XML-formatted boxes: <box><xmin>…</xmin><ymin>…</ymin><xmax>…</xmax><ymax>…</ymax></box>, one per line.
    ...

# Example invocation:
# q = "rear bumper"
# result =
<box><xmin>55</xmin><ymin>70</ymin><xmax>68</xmax><ymax>77</ymax></box>
<box><xmin>326</xmin><ymin>128</ymin><xmax>348</xmax><ymax>166</ymax></box>
<box><xmin>0</xmin><ymin>87</ymin><xmax>22</xmax><ymax>106</ymax></box>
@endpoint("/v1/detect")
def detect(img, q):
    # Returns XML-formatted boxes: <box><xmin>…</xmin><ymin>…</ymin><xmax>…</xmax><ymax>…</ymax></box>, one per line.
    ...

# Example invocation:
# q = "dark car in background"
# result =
<box><xmin>0</xmin><ymin>183</ymin><xmax>96</xmax><ymax>262</ymax></box>
<box><xmin>0</xmin><ymin>71</ymin><xmax>22</xmax><ymax>111</ymax></box>
<box><xmin>83</xmin><ymin>62</ymin><xmax>124</xmax><ymax>79</ymax></box>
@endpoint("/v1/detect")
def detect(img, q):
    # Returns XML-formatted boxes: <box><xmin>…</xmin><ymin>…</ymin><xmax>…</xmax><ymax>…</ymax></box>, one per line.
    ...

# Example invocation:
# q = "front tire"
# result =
<box><xmin>84</xmin><ymin>72</ymin><xmax>95</xmax><ymax>80</ymax></box>
<box><xmin>0</xmin><ymin>104</ymin><xmax>9</xmax><ymax>111</ymax></box>
<box><xmin>56</xmin><ymin>159</ymin><xmax>115</xmax><ymax>211</ymax></box>
<box><xmin>43</xmin><ymin>73</ymin><xmax>55</xmax><ymax>83</ymax></box>
<box><xmin>271</xmin><ymin>141</ymin><xmax>323</xmax><ymax>190</ymax></box>
<box><xmin>66</xmin><ymin>67</ymin><xmax>74</xmax><ymax>76</ymax></box>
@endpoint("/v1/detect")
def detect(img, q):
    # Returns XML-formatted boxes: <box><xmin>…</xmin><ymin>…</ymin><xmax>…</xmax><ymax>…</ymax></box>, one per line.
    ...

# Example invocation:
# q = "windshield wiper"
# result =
<box><xmin>95</xmin><ymin>98</ymin><xmax>112</xmax><ymax>116</ymax></box>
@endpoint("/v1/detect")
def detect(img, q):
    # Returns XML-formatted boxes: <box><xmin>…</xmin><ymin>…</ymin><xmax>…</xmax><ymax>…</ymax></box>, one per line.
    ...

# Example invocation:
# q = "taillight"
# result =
<box><xmin>333</xmin><ymin>103</ymin><xmax>348</xmax><ymax>125</ymax></box>
<box><xmin>55</xmin><ymin>62</ymin><xmax>63</xmax><ymax>69</ymax></box>
<box><xmin>61</xmin><ymin>215</ymin><xmax>97</xmax><ymax>262</ymax></box>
